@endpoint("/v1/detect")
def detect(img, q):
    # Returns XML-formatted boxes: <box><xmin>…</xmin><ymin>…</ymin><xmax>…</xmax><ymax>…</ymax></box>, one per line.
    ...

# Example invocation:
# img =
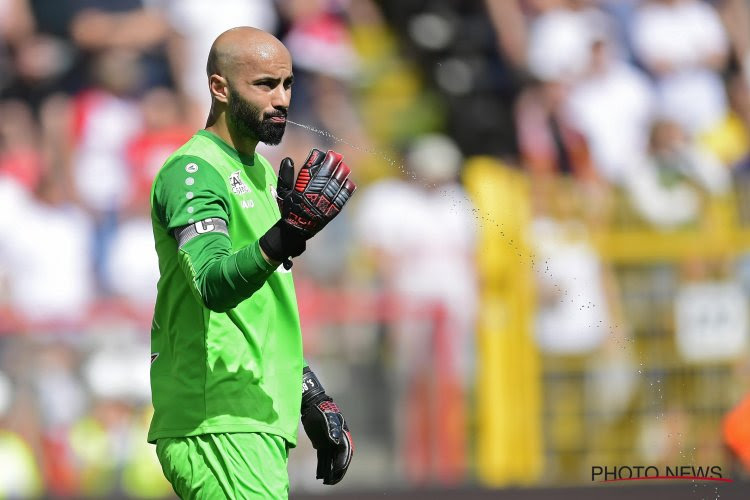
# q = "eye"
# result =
<box><xmin>284</xmin><ymin>78</ymin><xmax>294</xmax><ymax>90</ymax></box>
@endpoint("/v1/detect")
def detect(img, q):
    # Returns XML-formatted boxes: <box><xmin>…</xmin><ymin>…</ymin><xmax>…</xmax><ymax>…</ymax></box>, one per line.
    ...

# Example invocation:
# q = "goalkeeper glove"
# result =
<box><xmin>260</xmin><ymin>149</ymin><xmax>356</xmax><ymax>269</ymax></box>
<box><xmin>301</xmin><ymin>366</ymin><xmax>354</xmax><ymax>485</ymax></box>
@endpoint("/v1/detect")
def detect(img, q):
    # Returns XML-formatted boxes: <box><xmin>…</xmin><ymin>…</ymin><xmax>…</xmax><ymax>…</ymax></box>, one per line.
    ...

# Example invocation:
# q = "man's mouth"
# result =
<box><xmin>266</xmin><ymin>112</ymin><xmax>287</xmax><ymax>124</ymax></box>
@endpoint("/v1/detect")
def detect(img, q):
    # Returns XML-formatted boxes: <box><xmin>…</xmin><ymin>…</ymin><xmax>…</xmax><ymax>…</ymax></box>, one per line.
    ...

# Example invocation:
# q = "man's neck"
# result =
<box><xmin>205</xmin><ymin>111</ymin><xmax>259</xmax><ymax>157</ymax></box>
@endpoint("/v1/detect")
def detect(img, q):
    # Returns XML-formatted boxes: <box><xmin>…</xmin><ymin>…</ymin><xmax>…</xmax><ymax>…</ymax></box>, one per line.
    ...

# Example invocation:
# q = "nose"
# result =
<box><xmin>270</xmin><ymin>84</ymin><xmax>290</xmax><ymax>111</ymax></box>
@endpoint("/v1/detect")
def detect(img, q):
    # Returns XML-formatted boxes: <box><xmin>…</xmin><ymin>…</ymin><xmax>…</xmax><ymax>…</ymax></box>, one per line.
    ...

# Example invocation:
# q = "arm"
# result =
<box><xmin>155</xmin><ymin>155</ymin><xmax>303</xmax><ymax>312</ymax></box>
<box><xmin>175</xmin><ymin>224</ymin><xmax>278</xmax><ymax>312</ymax></box>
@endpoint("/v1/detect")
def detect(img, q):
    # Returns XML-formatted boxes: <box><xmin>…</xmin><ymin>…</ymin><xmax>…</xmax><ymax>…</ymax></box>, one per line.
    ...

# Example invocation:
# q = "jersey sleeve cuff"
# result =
<box><xmin>250</xmin><ymin>240</ymin><xmax>279</xmax><ymax>273</ymax></box>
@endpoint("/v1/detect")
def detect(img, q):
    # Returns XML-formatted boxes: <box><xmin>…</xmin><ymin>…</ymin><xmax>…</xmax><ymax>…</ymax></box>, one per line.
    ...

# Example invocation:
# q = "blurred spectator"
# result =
<box><xmin>630</xmin><ymin>0</ymin><xmax>730</xmax><ymax>136</ymax></box>
<box><xmin>0</xmin><ymin>0</ymin><xmax>34</xmax><ymax>44</ymax></box>
<box><xmin>34</xmin><ymin>342</ymin><xmax>88</xmax><ymax>496</ymax></box>
<box><xmin>4</xmin><ymin>0</ymin><xmax>170</xmax><ymax>107</ymax></box>
<box><xmin>68</xmin><ymin>49</ymin><xmax>144</xmax><ymax>292</ymax></box>
<box><xmin>525</xmin><ymin>0</ymin><xmax>607</xmax><ymax>84</ymax></box>
<box><xmin>69</xmin><ymin>0</ymin><xmax>171</xmax><ymax>90</ymax></box>
<box><xmin>103</xmin><ymin>217</ymin><xmax>160</xmax><ymax>309</ymax></box>
<box><xmin>515</xmin><ymin>79</ymin><xmax>598</xmax><ymax>183</ymax></box>
<box><xmin>1</xmin><ymin>0</ymin><xmax>77</xmax><ymax>109</ymax></box>
<box><xmin>281</xmin><ymin>0</ymin><xmax>359</xmax><ymax>81</ymax></box>
<box><xmin>34</xmin><ymin>343</ymin><xmax>87</xmax><ymax>431</ymax></box>
<box><xmin>70</xmin><ymin>49</ymin><xmax>143</xmax><ymax>214</ymax></box>
<box><xmin>0</xmin><ymin>99</ymin><xmax>44</xmax><ymax>191</ymax></box>
<box><xmin>0</xmin><ymin>370</ymin><xmax>42</xmax><ymax>498</ymax></box>
<box><xmin>484</xmin><ymin>0</ymin><xmax>528</xmax><ymax>70</ymax></box>
<box><xmin>516</xmin><ymin>0</ymin><xmax>603</xmax><ymax>186</ymax></box>
<box><xmin>596</xmin><ymin>0</ymin><xmax>643</xmax><ymax>60</ymax></box>
<box><xmin>565</xmin><ymin>27</ymin><xmax>656</xmax><ymax>185</ymax></box>
<box><xmin>0</xmin><ymin>0</ymin><xmax>34</xmax><ymax>94</ymax></box>
<box><xmin>100</xmin><ymin>87</ymin><xmax>191</xmax><ymax>307</ymax></box>
<box><xmin>530</xmin><ymin>201</ymin><xmax>616</xmax><ymax>354</ymax></box>
<box><xmin>624</xmin><ymin>118</ymin><xmax>730</xmax><ymax>228</ymax></box>
<box><xmin>0</xmin><ymin>169</ymin><xmax>95</xmax><ymax>324</ymax></box>
<box><xmin>354</xmin><ymin>134</ymin><xmax>478</xmax><ymax>483</ymax></box>
<box><xmin>66</xmin><ymin>341</ymin><xmax>167</xmax><ymax>497</ymax></box>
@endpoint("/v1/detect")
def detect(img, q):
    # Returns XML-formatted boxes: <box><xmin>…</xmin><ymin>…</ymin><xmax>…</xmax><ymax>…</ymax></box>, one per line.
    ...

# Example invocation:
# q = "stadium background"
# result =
<box><xmin>2</xmin><ymin>0</ymin><xmax>750</xmax><ymax>498</ymax></box>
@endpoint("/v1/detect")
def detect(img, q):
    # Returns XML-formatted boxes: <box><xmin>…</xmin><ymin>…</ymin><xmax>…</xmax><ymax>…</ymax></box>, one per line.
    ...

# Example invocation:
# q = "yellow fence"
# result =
<box><xmin>466</xmin><ymin>158</ymin><xmax>750</xmax><ymax>486</ymax></box>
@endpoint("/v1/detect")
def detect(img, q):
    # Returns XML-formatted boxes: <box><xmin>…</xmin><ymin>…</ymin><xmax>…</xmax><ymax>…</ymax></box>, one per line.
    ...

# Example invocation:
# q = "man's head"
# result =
<box><xmin>206</xmin><ymin>27</ymin><xmax>293</xmax><ymax>145</ymax></box>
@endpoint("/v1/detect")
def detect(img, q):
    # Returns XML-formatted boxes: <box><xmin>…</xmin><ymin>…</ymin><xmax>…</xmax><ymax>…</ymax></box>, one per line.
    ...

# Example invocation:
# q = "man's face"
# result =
<box><xmin>227</xmin><ymin>85</ymin><xmax>287</xmax><ymax>145</ymax></box>
<box><xmin>224</xmin><ymin>44</ymin><xmax>293</xmax><ymax>146</ymax></box>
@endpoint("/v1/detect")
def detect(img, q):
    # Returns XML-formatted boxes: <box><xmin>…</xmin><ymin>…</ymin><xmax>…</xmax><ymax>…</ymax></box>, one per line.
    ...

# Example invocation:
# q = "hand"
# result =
<box><xmin>301</xmin><ymin>367</ymin><xmax>354</xmax><ymax>485</ymax></box>
<box><xmin>276</xmin><ymin>149</ymin><xmax>357</xmax><ymax>239</ymax></box>
<box><xmin>259</xmin><ymin>149</ymin><xmax>355</xmax><ymax>269</ymax></box>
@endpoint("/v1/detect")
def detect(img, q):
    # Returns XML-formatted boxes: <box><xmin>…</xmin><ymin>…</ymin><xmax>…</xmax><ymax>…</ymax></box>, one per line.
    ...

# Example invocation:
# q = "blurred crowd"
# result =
<box><xmin>1</xmin><ymin>0</ymin><xmax>750</xmax><ymax>497</ymax></box>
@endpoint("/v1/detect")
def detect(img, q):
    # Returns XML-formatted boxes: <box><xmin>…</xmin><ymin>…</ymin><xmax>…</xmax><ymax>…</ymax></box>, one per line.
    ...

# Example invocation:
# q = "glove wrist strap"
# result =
<box><xmin>302</xmin><ymin>366</ymin><xmax>327</xmax><ymax>409</ymax></box>
<box><xmin>259</xmin><ymin>220</ymin><xmax>306</xmax><ymax>263</ymax></box>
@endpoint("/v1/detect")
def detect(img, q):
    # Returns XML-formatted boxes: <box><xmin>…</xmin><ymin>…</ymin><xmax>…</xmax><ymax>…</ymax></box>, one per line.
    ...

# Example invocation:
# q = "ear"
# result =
<box><xmin>209</xmin><ymin>74</ymin><xmax>229</xmax><ymax>104</ymax></box>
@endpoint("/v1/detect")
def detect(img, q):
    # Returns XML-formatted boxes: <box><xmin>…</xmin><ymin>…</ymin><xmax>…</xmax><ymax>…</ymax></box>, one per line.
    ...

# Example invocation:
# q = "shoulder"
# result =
<box><xmin>155</xmin><ymin>155</ymin><xmax>225</xmax><ymax>192</ymax></box>
<box><xmin>154</xmin><ymin>130</ymin><xmax>231</xmax><ymax>182</ymax></box>
<box><xmin>152</xmin><ymin>153</ymin><xmax>233</xmax><ymax>228</ymax></box>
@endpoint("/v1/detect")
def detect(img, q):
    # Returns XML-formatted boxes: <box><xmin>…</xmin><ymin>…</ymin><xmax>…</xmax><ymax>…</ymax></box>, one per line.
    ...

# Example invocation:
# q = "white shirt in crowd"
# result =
<box><xmin>567</xmin><ymin>59</ymin><xmax>655</xmax><ymax>184</ymax></box>
<box><xmin>355</xmin><ymin>179</ymin><xmax>478</xmax><ymax>381</ymax></box>
<box><xmin>531</xmin><ymin>217</ymin><xmax>612</xmax><ymax>354</ymax></box>
<box><xmin>0</xmin><ymin>178</ymin><xmax>94</xmax><ymax>323</ymax></box>
<box><xmin>630</xmin><ymin>0</ymin><xmax>730</xmax><ymax>135</ymax></box>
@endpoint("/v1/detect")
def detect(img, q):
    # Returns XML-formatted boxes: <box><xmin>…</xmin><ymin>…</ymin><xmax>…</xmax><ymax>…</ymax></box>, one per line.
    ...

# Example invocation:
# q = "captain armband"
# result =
<box><xmin>173</xmin><ymin>218</ymin><xmax>229</xmax><ymax>248</ymax></box>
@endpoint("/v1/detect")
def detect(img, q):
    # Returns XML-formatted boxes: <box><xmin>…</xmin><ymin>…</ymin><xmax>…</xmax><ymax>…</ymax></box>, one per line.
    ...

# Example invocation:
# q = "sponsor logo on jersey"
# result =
<box><xmin>242</xmin><ymin>199</ymin><xmax>254</xmax><ymax>209</ymax></box>
<box><xmin>229</xmin><ymin>170</ymin><xmax>250</xmax><ymax>195</ymax></box>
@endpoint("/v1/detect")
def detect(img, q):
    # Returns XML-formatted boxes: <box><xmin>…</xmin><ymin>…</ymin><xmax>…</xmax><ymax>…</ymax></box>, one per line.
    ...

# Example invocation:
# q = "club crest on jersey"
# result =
<box><xmin>229</xmin><ymin>170</ymin><xmax>250</xmax><ymax>195</ymax></box>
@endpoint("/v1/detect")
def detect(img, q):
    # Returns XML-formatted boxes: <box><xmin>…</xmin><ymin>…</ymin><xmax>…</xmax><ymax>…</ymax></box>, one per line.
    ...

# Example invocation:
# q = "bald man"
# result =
<box><xmin>147</xmin><ymin>27</ymin><xmax>355</xmax><ymax>499</ymax></box>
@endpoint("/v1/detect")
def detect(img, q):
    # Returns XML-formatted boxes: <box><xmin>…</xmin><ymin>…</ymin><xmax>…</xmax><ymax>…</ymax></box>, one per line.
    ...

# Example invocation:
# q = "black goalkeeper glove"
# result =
<box><xmin>259</xmin><ymin>149</ymin><xmax>356</xmax><ymax>269</ymax></box>
<box><xmin>301</xmin><ymin>366</ymin><xmax>354</xmax><ymax>485</ymax></box>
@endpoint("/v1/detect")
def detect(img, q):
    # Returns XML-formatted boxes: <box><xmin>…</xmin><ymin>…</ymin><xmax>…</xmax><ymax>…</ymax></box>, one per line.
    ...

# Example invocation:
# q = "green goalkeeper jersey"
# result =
<box><xmin>148</xmin><ymin>129</ymin><xmax>303</xmax><ymax>446</ymax></box>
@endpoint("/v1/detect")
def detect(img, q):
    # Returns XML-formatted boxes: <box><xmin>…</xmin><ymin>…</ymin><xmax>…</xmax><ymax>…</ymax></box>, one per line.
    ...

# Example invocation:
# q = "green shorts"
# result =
<box><xmin>156</xmin><ymin>432</ymin><xmax>289</xmax><ymax>499</ymax></box>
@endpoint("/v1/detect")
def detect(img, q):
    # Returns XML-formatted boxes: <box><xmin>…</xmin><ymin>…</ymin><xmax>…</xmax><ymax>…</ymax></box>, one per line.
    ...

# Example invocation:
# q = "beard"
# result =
<box><xmin>228</xmin><ymin>87</ymin><xmax>287</xmax><ymax>145</ymax></box>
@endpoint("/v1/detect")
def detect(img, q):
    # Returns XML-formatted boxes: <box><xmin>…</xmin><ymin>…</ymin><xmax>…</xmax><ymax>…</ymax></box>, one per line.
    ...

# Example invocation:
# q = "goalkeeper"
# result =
<box><xmin>148</xmin><ymin>27</ymin><xmax>355</xmax><ymax>499</ymax></box>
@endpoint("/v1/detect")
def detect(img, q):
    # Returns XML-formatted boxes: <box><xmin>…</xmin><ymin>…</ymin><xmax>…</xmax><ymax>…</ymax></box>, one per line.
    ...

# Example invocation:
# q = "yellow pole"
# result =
<box><xmin>464</xmin><ymin>158</ymin><xmax>542</xmax><ymax>486</ymax></box>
